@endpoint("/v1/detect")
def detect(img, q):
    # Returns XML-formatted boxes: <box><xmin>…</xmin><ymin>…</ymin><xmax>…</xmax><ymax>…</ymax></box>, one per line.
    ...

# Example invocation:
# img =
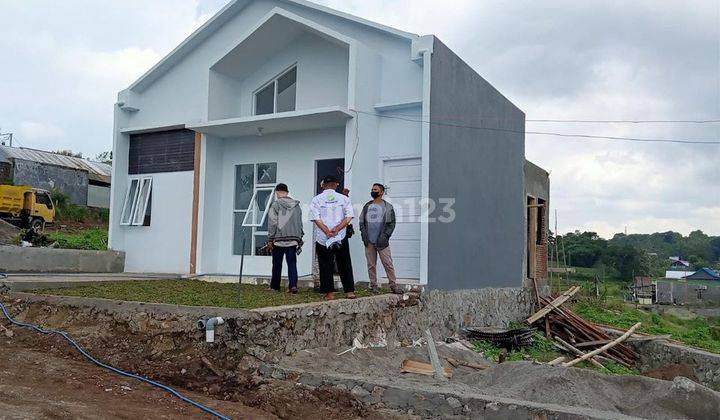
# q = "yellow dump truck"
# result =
<box><xmin>0</xmin><ymin>185</ymin><xmax>55</xmax><ymax>232</ymax></box>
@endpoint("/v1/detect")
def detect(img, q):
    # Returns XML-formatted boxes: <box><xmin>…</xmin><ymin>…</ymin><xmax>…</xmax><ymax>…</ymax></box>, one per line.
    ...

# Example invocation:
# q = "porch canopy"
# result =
<box><xmin>187</xmin><ymin>106</ymin><xmax>353</xmax><ymax>138</ymax></box>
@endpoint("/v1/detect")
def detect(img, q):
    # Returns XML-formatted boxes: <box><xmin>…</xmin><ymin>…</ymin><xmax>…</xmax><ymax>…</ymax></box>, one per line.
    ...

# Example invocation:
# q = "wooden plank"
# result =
<box><xmin>563</xmin><ymin>323</ymin><xmax>641</xmax><ymax>367</ymax></box>
<box><xmin>574</xmin><ymin>334</ymin><xmax>672</xmax><ymax>348</ymax></box>
<box><xmin>445</xmin><ymin>357</ymin><xmax>489</xmax><ymax>370</ymax></box>
<box><xmin>425</xmin><ymin>329</ymin><xmax>448</xmax><ymax>381</ymax></box>
<box><xmin>547</xmin><ymin>356</ymin><xmax>566</xmax><ymax>366</ymax></box>
<box><xmin>189</xmin><ymin>131</ymin><xmax>202</xmax><ymax>275</ymax></box>
<box><xmin>401</xmin><ymin>359</ymin><xmax>452</xmax><ymax>378</ymax></box>
<box><xmin>526</xmin><ymin>286</ymin><xmax>581</xmax><ymax>324</ymax></box>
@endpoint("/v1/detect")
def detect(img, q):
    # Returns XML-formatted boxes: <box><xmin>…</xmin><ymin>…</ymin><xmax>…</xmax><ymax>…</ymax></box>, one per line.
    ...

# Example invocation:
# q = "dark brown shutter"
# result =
<box><xmin>128</xmin><ymin>129</ymin><xmax>195</xmax><ymax>174</ymax></box>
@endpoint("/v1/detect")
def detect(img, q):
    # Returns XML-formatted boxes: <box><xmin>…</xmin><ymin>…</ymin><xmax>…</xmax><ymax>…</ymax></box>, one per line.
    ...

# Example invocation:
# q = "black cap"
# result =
<box><xmin>322</xmin><ymin>175</ymin><xmax>340</xmax><ymax>184</ymax></box>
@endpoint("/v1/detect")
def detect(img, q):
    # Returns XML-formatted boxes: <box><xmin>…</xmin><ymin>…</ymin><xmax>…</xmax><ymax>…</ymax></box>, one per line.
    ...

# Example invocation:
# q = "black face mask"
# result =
<box><xmin>370</xmin><ymin>191</ymin><xmax>380</xmax><ymax>199</ymax></box>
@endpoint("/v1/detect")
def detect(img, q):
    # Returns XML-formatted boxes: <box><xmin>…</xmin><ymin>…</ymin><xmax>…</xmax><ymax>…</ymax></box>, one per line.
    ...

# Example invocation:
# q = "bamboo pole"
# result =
<box><xmin>554</xmin><ymin>336</ymin><xmax>604</xmax><ymax>369</ymax></box>
<box><xmin>563</xmin><ymin>323</ymin><xmax>641</xmax><ymax>367</ymax></box>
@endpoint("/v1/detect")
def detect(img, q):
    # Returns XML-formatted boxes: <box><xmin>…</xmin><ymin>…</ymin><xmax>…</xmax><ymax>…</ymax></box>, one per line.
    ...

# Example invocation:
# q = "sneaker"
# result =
<box><xmin>389</xmin><ymin>285</ymin><xmax>403</xmax><ymax>295</ymax></box>
<box><xmin>369</xmin><ymin>285</ymin><xmax>380</xmax><ymax>294</ymax></box>
<box><xmin>289</xmin><ymin>287</ymin><xmax>298</xmax><ymax>294</ymax></box>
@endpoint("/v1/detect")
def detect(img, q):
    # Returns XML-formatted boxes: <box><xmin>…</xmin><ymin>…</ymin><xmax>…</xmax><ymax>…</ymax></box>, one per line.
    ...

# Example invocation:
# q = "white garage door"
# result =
<box><xmin>381</xmin><ymin>158</ymin><xmax>421</xmax><ymax>279</ymax></box>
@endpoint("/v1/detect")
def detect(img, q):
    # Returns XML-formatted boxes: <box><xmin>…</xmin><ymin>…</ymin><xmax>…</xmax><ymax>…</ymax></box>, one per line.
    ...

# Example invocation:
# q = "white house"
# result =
<box><xmin>110</xmin><ymin>0</ymin><xmax>528</xmax><ymax>290</ymax></box>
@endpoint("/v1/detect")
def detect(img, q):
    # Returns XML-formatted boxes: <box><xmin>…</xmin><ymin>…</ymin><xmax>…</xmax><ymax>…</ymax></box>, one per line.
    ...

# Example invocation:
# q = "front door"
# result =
<box><xmin>315</xmin><ymin>158</ymin><xmax>345</xmax><ymax>194</ymax></box>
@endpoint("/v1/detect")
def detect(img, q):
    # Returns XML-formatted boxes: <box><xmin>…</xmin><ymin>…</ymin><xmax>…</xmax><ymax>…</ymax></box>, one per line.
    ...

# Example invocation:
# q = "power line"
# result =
<box><xmin>378</xmin><ymin>111</ymin><xmax>720</xmax><ymax>125</ymax></box>
<box><xmin>351</xmin><ymin>109</ymin><xmax>720</xmax><ymax>145</ymax></box>
<box><xmin>527</xmin><ymin>119</ymin><xmax>720</xmax><ymax>124</ymax></box>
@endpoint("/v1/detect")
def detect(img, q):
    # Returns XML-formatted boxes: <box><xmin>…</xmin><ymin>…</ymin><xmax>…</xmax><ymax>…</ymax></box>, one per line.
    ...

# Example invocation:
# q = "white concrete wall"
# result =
<box><xmin>87</xmin><ymin>184</ymin><xmax>110</xmax><ymax>208</ymax></box>
<box><xmin>121</xmin><ymin>171</ymin><xmax>193</xmax><ymax>273</ymax></box>
<box><xmin>209</xmin><ymin>32</ymin><xmax>349</xmax><ymax>120</ymax></box>
<box><xmin>378</xmin><ymin>106</ymin><xmax>422</xmax><ymax>159</ymax></box>
<box><xmin>203</xmin><ymin>127</ymin><xmax>344</xmax><ymax>275</ymax></box>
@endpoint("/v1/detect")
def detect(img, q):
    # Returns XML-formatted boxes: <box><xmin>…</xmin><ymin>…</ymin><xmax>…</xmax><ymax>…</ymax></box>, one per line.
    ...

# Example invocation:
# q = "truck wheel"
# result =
<box><xmin>30</xmin><ymin>218</ymin><xmax>45</xmax><ymax>233</ymax></box>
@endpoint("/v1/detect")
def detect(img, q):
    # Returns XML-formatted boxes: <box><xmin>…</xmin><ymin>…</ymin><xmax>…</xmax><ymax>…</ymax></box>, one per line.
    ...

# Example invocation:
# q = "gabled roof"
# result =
<box><xmin>683</xmin><ymin>268</ymin><xmax>720</xmax><ymax>280</ymax></box>
<box><xmin>127</xmin><ymin>0</ymin><xmax>418</xmax><ymax>93</ymax></box>
<box><xmin>0</xmin><ymin>145</ymin><xmax>112</xmax><ymax>184</ymax></box>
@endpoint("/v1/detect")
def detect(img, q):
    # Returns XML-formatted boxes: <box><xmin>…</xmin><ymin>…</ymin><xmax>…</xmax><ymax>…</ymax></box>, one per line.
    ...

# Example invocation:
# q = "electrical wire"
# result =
<box><xmin>0</xmin><ymin>301</ymin><xmax>231</xmax><ymax>420</ymax></box>
<box><xmin>352</xmin><ymin>109</ymin><xmax>720</xmax><ymax>145</ymax></box>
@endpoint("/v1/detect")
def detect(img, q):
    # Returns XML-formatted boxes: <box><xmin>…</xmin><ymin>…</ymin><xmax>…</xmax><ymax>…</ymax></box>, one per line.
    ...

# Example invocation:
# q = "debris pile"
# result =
<box><xmin>462</xmin><ymin>326</ymin><xmax>535</xmax><ymax>350</ymax></box>
<box><xmin>528</xmin><ymin>286</ymin><xmax>640</xmax><ymax>368</ymax></box>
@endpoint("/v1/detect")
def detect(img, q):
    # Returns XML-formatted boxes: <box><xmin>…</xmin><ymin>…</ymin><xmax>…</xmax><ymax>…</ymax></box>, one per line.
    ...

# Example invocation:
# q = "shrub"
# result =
<box><xmin>46</xmin><ymin>228</ymin><xmax>108</xmax><ymax>250</ymax></box>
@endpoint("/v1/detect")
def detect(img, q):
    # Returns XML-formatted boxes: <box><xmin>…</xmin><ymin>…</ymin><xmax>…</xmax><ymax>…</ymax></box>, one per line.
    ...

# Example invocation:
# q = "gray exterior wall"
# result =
<box><xmin>524</xmin><ymin>160</ymin><xmax>549</xmax><ymax>202</ymax></box>
<box><xmin>427</xmin><ymin>38</ymin><xmax>525</xmax><ymax>290</ymax></box>
<box><xmin>87</xmin><ymin>184</ymin><xmax>111</xmax><ymax>208</ymax></box>
<box><xmin>13</xmin><ymin>158</ymin><xmax>89</xmax><ymax>205</ymax></box>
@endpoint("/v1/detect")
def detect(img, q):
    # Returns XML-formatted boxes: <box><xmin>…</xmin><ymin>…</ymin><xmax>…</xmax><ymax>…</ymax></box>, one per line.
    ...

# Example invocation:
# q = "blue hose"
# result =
<box><xmin>0</xmin><ymin>301</ymin><xmax>231</xmax><ymax>420</ymax></box>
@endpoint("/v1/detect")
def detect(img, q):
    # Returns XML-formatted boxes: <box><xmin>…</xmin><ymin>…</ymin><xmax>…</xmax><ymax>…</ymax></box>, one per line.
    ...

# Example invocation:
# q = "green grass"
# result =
<box><xmin>46</xmin><ymin>228</ymin><xmax>108</xmax><ymax>250</ymax></box>
<box><xmin>32</xmin><ymin>279</ymin><xmax>384</xmax><ymax>309</ymax></box>
<box><xmin>472</xmin><ymin>332</ymin><xmax>561</xmax><ymax>363</ymax></box>
<box><xmin>574</xmin><ymin>299</ymin><xmax>720</xmax><ymax>354</ymax></box>
<box><xmin>471</xmin><ymin>333</ymin><xmax>639</xmax><ymax>375</ymax></box>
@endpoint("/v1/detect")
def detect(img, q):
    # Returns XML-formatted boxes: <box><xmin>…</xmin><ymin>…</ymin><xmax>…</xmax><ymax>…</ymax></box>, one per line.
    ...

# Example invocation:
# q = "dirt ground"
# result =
<box><xmin>0</xmin><ymin>327</ymin><xmax>403</xmax><ymax>420</ymax></box>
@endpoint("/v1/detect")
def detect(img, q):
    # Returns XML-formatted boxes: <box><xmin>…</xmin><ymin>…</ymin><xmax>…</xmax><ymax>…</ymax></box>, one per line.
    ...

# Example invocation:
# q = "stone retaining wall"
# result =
<box><xmin>633</xmin><ymin>340</ymin><xmax>720</xmax><ymax>391</ymax></box>
<box><xmin>4</xmin><ymin>287</ymin><xmax>532</xmax><ymax>363</ymax></box>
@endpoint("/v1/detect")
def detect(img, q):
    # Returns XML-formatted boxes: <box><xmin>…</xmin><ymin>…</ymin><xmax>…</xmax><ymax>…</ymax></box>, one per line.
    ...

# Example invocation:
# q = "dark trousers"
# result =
<box><xmin>316</xmin><ymin>241</ymin><xmax>354</xmax><ymax>293</ymax></box>
<box><xmin>270</xmin><ymin>246</ymin><xmax>298</xmax><ymax>290</ymax></box>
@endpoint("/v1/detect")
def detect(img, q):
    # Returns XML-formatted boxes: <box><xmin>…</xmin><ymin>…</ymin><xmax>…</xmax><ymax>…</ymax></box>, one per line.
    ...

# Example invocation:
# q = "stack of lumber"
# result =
<box><xmin>527</xmin><ymin>287</ymin><xmax>639</xmax><ymax>368</ymax></box>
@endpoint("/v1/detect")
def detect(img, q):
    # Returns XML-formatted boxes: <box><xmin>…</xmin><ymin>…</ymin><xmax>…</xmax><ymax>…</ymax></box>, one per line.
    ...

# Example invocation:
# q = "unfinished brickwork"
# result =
<box><xmin>536</xmin><ymin>203</ymin><xmax>548</xmax><ymax>280</ymax></box>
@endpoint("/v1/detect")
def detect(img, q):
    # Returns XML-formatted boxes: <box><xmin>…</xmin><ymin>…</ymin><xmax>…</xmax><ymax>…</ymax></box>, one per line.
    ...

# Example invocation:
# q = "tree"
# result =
<box><xmin>560</xmin><ymin>231</ymin><xmax>606</xmax><ymax>268</ymax></box>
<box><xmin>94</xmin><ymin>151</ymin><xmax>112</xmax><ymax>165</ymax></box>
<box><xmin>55</xmin><ymin>150</ymin><xmax>83</xmax><ymax>158</ymax></box>
<box><xmin>603</xmin><ymin>244</ymin><xmax>643</xmax><ymax>279</ymax></box>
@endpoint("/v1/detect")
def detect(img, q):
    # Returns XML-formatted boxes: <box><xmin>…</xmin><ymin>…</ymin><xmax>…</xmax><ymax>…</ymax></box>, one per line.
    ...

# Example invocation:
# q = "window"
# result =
<box><xmin>120</xmin><ymin>177</ymin><xmax>152</xmax><ymax>226</ymax></box>
<box><xmin>35</xmin><ymin>192</ymin><xmax>53</xmax><ymax>209</ymax></box>
<box><xmin>254</xmin><ymin>66</ymin><xmax>297</xmax><ymax>115</ymax></box>
<box><xmin>233</xmin><ymin>163</ymin><xmax>277</xmax><ymax>255</ymax></box>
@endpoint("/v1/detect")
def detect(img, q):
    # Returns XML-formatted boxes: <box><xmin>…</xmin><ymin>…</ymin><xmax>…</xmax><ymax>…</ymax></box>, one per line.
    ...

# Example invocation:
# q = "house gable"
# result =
<box><xmin>124</xmin><ymin>0</ymin><xmax>417</xmax><ymax>94</ymax></box>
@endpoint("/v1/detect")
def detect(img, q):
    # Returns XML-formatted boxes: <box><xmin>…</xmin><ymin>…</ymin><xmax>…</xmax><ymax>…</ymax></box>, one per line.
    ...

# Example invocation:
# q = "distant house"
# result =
<box><xmin>683</xmin><ymin>268</ymin><xmax>720</xmax><ymax>281</ymax></box>
<box><xmin>665</xmin><ymin>256</ymin><xmax>693</xmax><ymax>279</ymax></box>
<box><xmin>0</xmin><ymin>145</ymin><xmax>111</xmax><ymax>208</ymax></box>
<box><xmin>669</xmin><ymin>257</ymin><xmax>690</xmax><ymax>270</ymax></box>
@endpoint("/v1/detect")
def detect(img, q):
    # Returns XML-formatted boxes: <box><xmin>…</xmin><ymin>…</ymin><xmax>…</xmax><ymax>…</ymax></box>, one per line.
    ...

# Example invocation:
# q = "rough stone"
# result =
<box><xmin>446</xmin><ymin>396</ymin><xmax>462</xmax><ymax>409</ymax></box>
<box><xmin>634</xmin><ymin>339</ymin><xmax>720</xmax><ymax>391</ymax></box>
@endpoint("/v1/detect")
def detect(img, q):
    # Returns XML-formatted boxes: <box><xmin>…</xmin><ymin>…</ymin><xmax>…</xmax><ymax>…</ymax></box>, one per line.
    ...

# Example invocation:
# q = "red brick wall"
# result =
<box><xmin>536</xmin><ymin>207</ymin><xmax>548</xmax><ymax>280</ymax></box>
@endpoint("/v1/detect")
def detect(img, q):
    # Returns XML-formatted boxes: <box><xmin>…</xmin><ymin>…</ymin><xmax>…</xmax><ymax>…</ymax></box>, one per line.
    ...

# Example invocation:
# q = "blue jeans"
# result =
<box><xmin>271</xmin><ymin>245</ymin><xmax>298</xmax><ymax>290</ymax></box>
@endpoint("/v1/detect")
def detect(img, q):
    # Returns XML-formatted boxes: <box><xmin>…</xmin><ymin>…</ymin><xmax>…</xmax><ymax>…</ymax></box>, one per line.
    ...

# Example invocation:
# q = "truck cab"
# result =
<box><xmin>0</xmin><ymin>185</ymin><xmax>55</xmax><ymax>232</ymax></box>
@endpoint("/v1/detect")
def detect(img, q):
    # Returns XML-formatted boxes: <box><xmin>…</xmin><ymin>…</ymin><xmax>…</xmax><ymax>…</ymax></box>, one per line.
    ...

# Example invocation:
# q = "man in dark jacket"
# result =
<box><xmin>359</xmin><ymin>183</ymin><xmax>399</xmax><ymax>293</ymax></box>
<box><xmin>267</xmin><ymin>183</ymin><xmax>303</xmax><ymax>293</ymax></box>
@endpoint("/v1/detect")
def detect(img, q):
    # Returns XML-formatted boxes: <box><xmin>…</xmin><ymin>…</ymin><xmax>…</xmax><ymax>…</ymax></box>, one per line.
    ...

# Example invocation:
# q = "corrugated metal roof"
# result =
<box><xmin>0</xmin><ymin>145</ymin><xmax>111</xmax><ymax>183</ymax></box>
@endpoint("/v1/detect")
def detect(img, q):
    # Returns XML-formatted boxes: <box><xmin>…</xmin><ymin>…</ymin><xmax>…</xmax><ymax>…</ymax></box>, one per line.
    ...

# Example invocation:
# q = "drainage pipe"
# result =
<box><xmin>198</xmin><ymin>317</ymin><xmax>225</xmax><ymax>343</ymax></box>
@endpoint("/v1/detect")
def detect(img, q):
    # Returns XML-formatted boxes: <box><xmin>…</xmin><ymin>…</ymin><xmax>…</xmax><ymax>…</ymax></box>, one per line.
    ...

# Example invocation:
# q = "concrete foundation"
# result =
<box><xmin>0</xmin><ymin>246</ymin><xmax>125</xmax><ymax>273</ymax></box>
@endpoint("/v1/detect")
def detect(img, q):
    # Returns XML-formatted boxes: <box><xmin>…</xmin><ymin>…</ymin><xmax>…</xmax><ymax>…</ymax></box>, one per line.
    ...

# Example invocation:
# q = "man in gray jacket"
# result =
<box><xmin>359</xmin><ymin>183</ymin><xmax>399</xmax><ymax>293</ymax></box>
<box><xmin>267</xmin><ymin>183</ymin><xmax>304</xmax><ymax>293</ymax></box>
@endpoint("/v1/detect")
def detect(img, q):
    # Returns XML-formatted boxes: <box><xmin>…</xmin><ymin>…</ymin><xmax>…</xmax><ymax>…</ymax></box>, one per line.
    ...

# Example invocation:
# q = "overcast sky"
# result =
<box><xmin>1</xmin><ymin>0</ymin><xmax>718</xmax><ymax>237</ymax></box>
